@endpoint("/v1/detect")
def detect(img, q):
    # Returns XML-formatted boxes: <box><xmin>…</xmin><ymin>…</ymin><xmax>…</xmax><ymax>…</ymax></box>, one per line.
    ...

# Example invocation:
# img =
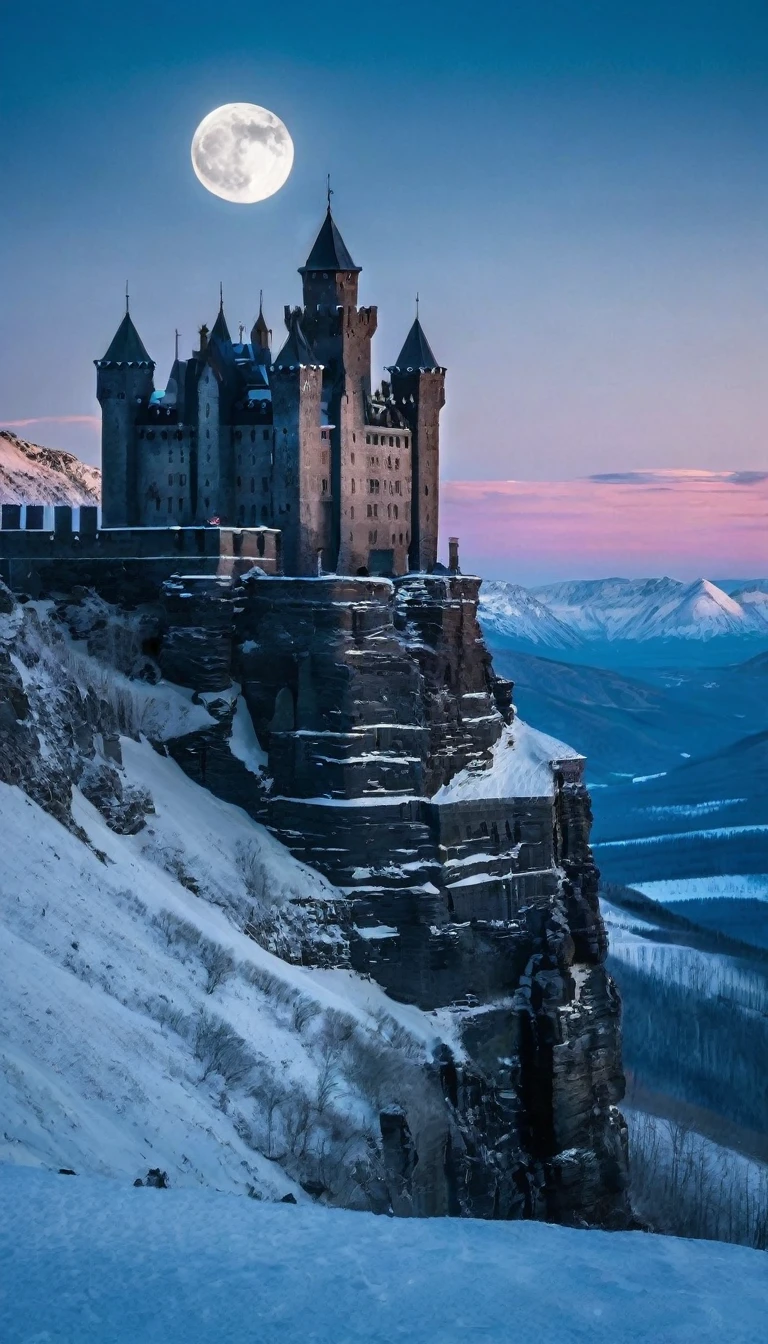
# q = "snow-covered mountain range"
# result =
<box><xmin>0</xmin><ymin>431</ymin><xmax>100</xmax><ymax>506</ymax></box>
<box><xmin>481</xmin><ymin>576</ymin><xmax>768</xmax><ymax>646</ymax></box>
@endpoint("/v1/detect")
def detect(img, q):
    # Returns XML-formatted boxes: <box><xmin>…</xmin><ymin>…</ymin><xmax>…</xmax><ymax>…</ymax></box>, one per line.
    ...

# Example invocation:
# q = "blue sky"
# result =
<box><xmin>2</xmin><ymin>0</ymin><xmax>767</xmax><ymax>485</ymax></box>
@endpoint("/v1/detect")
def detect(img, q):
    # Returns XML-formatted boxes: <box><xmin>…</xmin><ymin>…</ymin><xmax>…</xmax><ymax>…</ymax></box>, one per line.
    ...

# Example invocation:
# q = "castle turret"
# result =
<box><xmin>271</xmin><ymin>313</ymin><xmax>328</xmax><ymax>574</ymax></box>
<box><xmin>251</xmin><ymin>292</ymin><xmax>271</xmax><ymax>359</ymax></box>
<box><xmin>297</xmin><ymin>204</ymin><xmax>377</xmax><ymax>572</ymax></box>
<box><xmin>388</xmin><ymin>316</ymin><xmax>445</xmax><ymax>573</ymax></box>
<box><xmin>299</xmin><ymin>204</ymin><xmax>361</xmax><ymax>312</ymax></box>
<box><xmin>95</xmin><ymin>306</ymin><xmax>155</xmax><ymax>526</ymax></box>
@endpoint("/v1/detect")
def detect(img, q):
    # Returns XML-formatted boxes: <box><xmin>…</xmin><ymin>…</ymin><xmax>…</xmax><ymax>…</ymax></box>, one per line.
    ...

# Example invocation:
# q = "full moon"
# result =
<box><xmin>191</xmin><ymin>103</ymin><xmax>294</xmax><ymax>204</ymax></box>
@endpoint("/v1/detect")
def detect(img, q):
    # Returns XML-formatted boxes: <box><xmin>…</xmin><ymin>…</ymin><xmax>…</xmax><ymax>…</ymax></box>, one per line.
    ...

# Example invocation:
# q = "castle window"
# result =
<box><xmin>263</xmin><ymin>429</ymin><xmax>270</xmax><ymax>441</ymax></box>
<box><xmin>168</xmin><ymin>474</ymin><xmax>173</xmax><ymax>485</ymax></box>
<box><xmin>180</xmin><ymin>451</ymin><xmax>184</xmax><ymax>462</ymax></box>
<box><xmin>366</xmin><ymin>434</ymin><xmax>371</xmax><ymax>444</ymax></box>
<box><xmin>395</xmin><ymin>458</ymin><xmax>400</xmax><ymax>469</ymax></box>
<box><xmin>205</xmin><ymin>478</ymin><xmax>209</xmax><ymax>487</ymax></box>
<box><xmin>251</xmin><ymin>430</ymin><xmax>256</xmax><ymax>442</ymax></box>
<box><xmin>262</xmin><ymin>477</ymin><xmax>269</xmax><ymax>493</ymax></box>
<box><xmin>395</xmin><ymin>437</ymin><xmax>400</xmax><ymax>448</ymax></box>
<box><xmin>387</xmin><ymin>456</ymin><xmax>392</xmax><ymax>469</ymax></box>
<box><xmin>389</xmin><ymin>436</ymin><xmax>394</xmax><ymax>447</ymax></box>
<box><xmin>206</xmin><ymin>403</ymin><xmax>210</xmax><ymax>417</ymax></box>
<box><xmin>352</xmin><ymin>433</ymin><xmax>356</xmax><ymax>443</ymax></box>
<box><xmin>351</xmin><ymin>479</ymin><xmax>355</xmax><ymax>493</ymax></box>
<box><xmin>399</xmin><ymin>532</ymin><xmax>403</xmax><ymax>544</ymax></box>
<box><xmin>368</xmin><ymin>479</ymin><xmax>375</xmax><ymax>493</ymax></box>
<box><xmin>387</xmin><ymin>504</ymin><xmax>391</xmax><ymax>518</ymax></box>
<box><xmin>350</xmin><ymin>505</ymin><xmax>354</xmax><ymax>519</ymax></box>
<box><xmin>395</xmin><ymin>481</ymin><xmax>401</xmax><ymax>495</ymax></box>
<box><xmin>369</xmin><ymin>529</ymin><xmax>377</xmax><ymax>544</ymax></box>
<box><xmin>161</xmin><ymin>431</ymin><xmax>168</xmax><ymax>441</ymax></box>
<box><xmin>322</xmin><ymin>478</ymin><xmax>328</xmax><ymax>494</ymax></box>
<box><xmin>373</xmin><ymin>504</ymin><xmax>378</xmax><ymax>518</ymax></box>
<box><xmin>424</xmin><ymin>485</ymin><xmax>429</xmax><ymax>495</ymax></box>
<box><xmin>180</xmin><ymin>474</ymin><xmax>186</xmax><ymax>486</ymax></box>
<box><xmin>351</xmin><ymin>452</ymin><xmax>355</xmax><ymax>464</ymax></box>
<box><xmin>392</xmin><ymin>533</ymin><xmax>396</xmax><ymax>544</ymax></box>
<box><xmin>373</xmin><ymin>435</ymin><xmax>379</xmax><ymax>445</ymax></box>
<box><xmin>367</xmin><ymin>504</ymin><xmax>372</xmax><ymax>517</ymax></box>
<box><xmin>176</xmin><ymin>431</ymin><xmax>183</xmax><ymax>441</ymax></box>
<box><xmin>250</xmin><ymin>479</ymin><xmax>255</xmax><ymax>493</ymax></box>
<box><xmin>393</xmin><ymin>504</ymin><xmax>398</xmax><ymax>519</ymax></box>
<box><xmin>206</xmin><ymin>430</ymin><xmax>210</xmax><ymax>440</ymax></box>
<box><xmin>236</xmin><ymin>476</ymin><xmax>241</xmax><ymax>488</ymax></box>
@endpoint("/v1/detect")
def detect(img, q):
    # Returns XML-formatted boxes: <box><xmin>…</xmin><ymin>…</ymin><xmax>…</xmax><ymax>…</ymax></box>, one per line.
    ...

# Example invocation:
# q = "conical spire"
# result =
<box><xmin>390</xmin><ymin>317</ymin><xmax>441</xmax><ymax>372</ymax></box>
<box><xmin>273</xmin><ymin>311</ymin><xmax>318</xmax><ymax>368</ymax></box>
<box><xmin>99</xmin><ymin>311</ymin><xmax>154</xmax><ymax>366</ymax></box>
<box><xmin>299</xmin><ymin>206</ymin><xmax>361</xmax><ymax>275</ymax></box>
<box><xmin>210</xmin><ymin>287</ymin><xmax>231</xmax><ymax>344</ymax></box>
<box><xmin>251</xmin><ymin>290</ymin><xmax>270</xmax><ymax>351</ymax></box>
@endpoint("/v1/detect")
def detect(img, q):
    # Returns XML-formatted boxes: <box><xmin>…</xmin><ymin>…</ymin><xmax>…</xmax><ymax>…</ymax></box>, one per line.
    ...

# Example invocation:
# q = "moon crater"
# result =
<box><xmin>191</xmin><ymin>103</ymin><xmax>294</xmax><ymax>204</ymax></box>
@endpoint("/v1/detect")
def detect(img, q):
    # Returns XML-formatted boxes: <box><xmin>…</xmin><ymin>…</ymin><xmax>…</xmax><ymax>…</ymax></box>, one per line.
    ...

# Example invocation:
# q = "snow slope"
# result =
<box><xmin>0</xmin><ymin>739</ymin><xmax>456</xmax><ymax>1198</ymax></box>
<box><xmin>0</xmin><ymin>430</ymin><xmax>100</xmax><ymax>506</ymax></box>
<box><xmin>481</xmin><ymin>576</ymin><xmax>768</xmax><ymax>646</ymax></box>
<box><xmin>1</xmin><ymin>1166</ymin><xmax>765</xmax><ymax>1344</ymax></box>
<box><xmin>432</xmin><ymin>718</ymin><xmax>583</xmax><ymax>802</ymax></box>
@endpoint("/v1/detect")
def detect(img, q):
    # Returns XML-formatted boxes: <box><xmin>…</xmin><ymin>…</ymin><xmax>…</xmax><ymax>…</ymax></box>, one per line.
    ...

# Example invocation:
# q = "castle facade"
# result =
<box><xmin>96</xmin><ymin>207</ymin><xmax>445</xmax><ymax>578</ymax></box>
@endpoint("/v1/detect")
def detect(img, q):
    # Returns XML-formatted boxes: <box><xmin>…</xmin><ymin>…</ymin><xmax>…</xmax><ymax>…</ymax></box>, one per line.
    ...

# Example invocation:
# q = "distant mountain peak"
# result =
<box><xmin>480</xmin><ymin>575</ymin><xmax>768</xmax><ymax>645</ymax></box>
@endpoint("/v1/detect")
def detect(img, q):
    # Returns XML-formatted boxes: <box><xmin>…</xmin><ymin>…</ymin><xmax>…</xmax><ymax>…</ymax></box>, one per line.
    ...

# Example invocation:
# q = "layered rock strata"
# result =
<box><xmin>159</xmin><ymin>570</ymin><xmax>630</xmax><ymax>1227</ymax></box>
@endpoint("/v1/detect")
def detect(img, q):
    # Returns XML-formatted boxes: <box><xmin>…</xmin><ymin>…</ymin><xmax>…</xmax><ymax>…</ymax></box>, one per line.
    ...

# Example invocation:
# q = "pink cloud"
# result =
<box><xmin>441</xmin><ymin>472</ymin><xmax>768</xmax><ymax>582</ymax></box>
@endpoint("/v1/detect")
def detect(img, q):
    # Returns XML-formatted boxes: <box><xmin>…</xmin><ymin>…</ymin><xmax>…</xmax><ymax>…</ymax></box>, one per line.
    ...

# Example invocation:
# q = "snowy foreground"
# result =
<box><xmin>1</xmin><ymin>1167</ymin><xmax>766</xmax><ymax>1344</ymax></box>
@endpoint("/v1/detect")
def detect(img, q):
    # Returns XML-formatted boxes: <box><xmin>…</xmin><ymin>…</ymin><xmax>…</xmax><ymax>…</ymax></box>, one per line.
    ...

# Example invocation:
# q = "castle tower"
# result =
<box><xmin>251</xmin><ymin>292</ymin><xmax>271</xmax><ymax>360</ymax></box>
<box><xmin>95</xmin><ymin>306</ymin><xmax>155</xmax><ymax>526</ymax></box>
<box><xmin>271</xmin><ymin>312</ymin><xmax>328</xmax><ymax>574</ymax></box>
<box><xmin>388</xmin><ymin>317</ymin><xmax>445</xmax><ymax>573</ymax></box>
<box><xmin>298</xmin><ymin>206</ymin><xmax>377</xmax><ymax>572</ymax></box>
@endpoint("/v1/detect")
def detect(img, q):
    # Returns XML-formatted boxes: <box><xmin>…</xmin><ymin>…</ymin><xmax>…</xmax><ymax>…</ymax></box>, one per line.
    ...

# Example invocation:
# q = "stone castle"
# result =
<box><xmin>97</xmin><ymin>204</ymin><xmax>445</xmax><ymax>578</ymax></box>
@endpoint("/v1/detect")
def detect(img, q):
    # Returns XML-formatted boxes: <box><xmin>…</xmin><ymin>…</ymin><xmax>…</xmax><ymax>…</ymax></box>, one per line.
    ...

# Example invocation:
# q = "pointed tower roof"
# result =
<box><xmin>251</xmin><ymin>291</ymin><xmax>270</xmax><ymax>351</ymax></box>
<box><xmin>210</xmin><ymin>294</ymin><xmax>231</xmax><ymax>344</ymax></box>
<box><xmin>299</xmin><ymin>206</ymin><xmax>361</xmax><ymax>275</ymax></box>
<box><xmin>98</xmin><ymin>311</ymin><xmax>154</xmax><ymax>366</ymax></box>
<box><xmin>389</xmin><ymin>317</ymin><xmax>442</xmax><ymax>372</ymax></box>
<box><xmin>273</xmin><ymin>312</ymin><xmax>319</xmax><ymax>368</ymax></box>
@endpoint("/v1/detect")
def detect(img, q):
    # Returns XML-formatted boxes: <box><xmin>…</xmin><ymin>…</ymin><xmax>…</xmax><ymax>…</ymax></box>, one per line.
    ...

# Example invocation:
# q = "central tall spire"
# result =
<box><xmin>299</xmin><ymin>204</ymin><xmax>361</xmax><ymax>277</ymax></box>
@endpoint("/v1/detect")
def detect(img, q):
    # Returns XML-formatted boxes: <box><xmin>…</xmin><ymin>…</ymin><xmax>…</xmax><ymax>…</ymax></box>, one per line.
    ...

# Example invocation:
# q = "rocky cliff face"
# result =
<box><xmin>0</xmin><ymin>570</ymin><xmax>630</xmax><ymax>1227</ymax></box>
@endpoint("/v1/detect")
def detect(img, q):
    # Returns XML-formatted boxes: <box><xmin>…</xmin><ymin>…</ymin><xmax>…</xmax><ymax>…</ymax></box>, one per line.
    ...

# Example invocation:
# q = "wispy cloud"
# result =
<box><xmin>442</xmin><ymin>472</ymin><xmax>768</xmax><ymax>583</ymax></box>
<box><xmin>0</xmin><ymin>415</ymin><xmax>100</xmax><ymax>430</ymax></box>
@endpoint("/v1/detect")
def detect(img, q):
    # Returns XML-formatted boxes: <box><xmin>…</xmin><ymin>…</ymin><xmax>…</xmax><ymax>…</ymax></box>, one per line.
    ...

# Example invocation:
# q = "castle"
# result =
<box><xmin>96</xmin><ymin>204</ymin><xmax>446</xmax><ymax>578</ymax></box>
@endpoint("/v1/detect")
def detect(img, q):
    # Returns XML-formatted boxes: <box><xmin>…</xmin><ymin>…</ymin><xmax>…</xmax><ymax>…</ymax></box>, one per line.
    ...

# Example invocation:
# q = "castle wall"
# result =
<box><xmin>232</xmin><ymin>425</ymin><xmax>274</xmax><ymax>528</ymax></box>
<box><xmin>197</xmin><ymin>366</ymin><xmax>229</xmax><ymax>523</ymax></box>
<box><xmin>137</xmin><ymin>425</ymin><xmax>195</xmax><ymax>525</ymax></box>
